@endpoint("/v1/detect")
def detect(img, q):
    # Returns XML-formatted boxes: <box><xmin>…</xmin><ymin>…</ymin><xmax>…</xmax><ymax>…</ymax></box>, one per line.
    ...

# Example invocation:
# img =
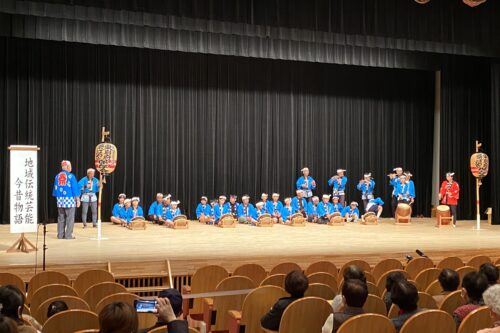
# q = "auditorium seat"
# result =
<box><xmin>307</xmin><ymin>272</ymin><xmax>338</xmax><ymax>293</ymax></box>
<box><xmin>29</xmin><ymin>283</ymin><xmax>78</xmax><ymax>315</ymax></box>
<box><xmin>73</xmin><ymin>330</ymin><xmax>99</xmax><ymax>333</ymax></box>
<box><xmin>42</xmin><ymin>309</ymin><xmax>99</xmax><ymax>333</ymax></box>
<box><xmin>439</xmin><ymin>290</ymin><xmax>466</xmax><ymax>316</ymax></box>
<box><xmin>337</xmin><ymin>313</ymin><xmax>395</xmax><ymax>333</ymax></box>
<box><xmin>82</xmin><ymin>282</ymin><xmax>127</xmax><ymax>310</ymax></box>
<box><xmin>366</xmin><ymin>282</ymin><xmax>381</xmax><ymax>296</ymax></box>
<box><xmin>227</xmin><ymin>285</ymin><xmax>287</xmax><ymax>333</ymax></box>
<box><xmin>202</xmin><ymin>276</ymin><xmax>255</xmax><ymax>332</ymax></box>
<box><xmin>262</xmin><ymin>297</ymin><xmax>332</xmax><ymax>333</ymax></box>
<box><xmin>364</xmin><ymin>271</ymin><xmax>376</xmax><ymax>284</ymax></box>
<box><xmin>495</xmin><ymin>257</ymin><xmax>500</xmax><ymax>265</ymax></box>
<box><xmin>456</xmin><ymin>266</ymin><xmax>476</xmax><ymax>281</ymax></box>
<box><xmin>233</xmin><ymin>263</ymin><xmax>267</xmax><ymax>285</ymax></box>
<box><xmin>34</xmin><ymin>295</ymin><xmax>90</xmax><ymax>325</ymax></box>
<box><xmin>304</xmin><ymin>283</ymin><xmax>336</xmax><ymax>299</ymax></box>
<box><xmin>339</xmin><ymin>260</ymin><xmax>371</xmax><ymax>277</ymax></box>
<box><xmin>376</xmin><ymin>269</ymin><xmax>410</xmax><ymax>295</ymax></box>
<box><xmin>457</xmin><ymin>306</ymin><xmax>493</xmax><ymax>333</ymax></box>
<box><xmin>305</xmin><ymin>261</ymin><xmax>339</xmax><ymax>278</ymax></box>
<box><xmin>371</xmin><ymin>259</ymin><xmax>404</xmax><ymax>282</ymax></box>
<box><xmin>404</xmin><ymin>257</ymin><xmax>434</xmax><ymax>279</ymax></box>
<box><xmin>362</xmin><ymin>294</ymin><xmax>387</xmax><ymax>316</ymax></box>
<box><xmin>414</xmin><ymin>268</ymin><xmax>440</xmax><ymax>291</ymax></box>
<box><xmin>269</xmin><ymin>262</ymin><xmax>301</xmax><ymax>275</ymax></box>
<box><xmin>95</xmin><ymin>292</ymin><xmax>139</xmax><ymax>315</ymax></box>
<box><xmin>399</xmin><ymin>310</ymin><xmax>455</xmax><ymax>333</ymax></box>
<box><xmin>182</xmin><ymin>265</ymin><xmax>229</xmax><ymax>318</ymax></box>
<box><xmin>74</xmin><ymin>269</ymin><xmax>115</xmax><ymax>296</ymax></box>
<box><xmin>388</xmin><ymin>292</ymin><xmax>437</xmax><ymax>318</ymax></box>
<box><xmin>138</xmin><ymin>312</ymin><xmax>159</xmax><ymax>330</ymax></box>
<box><xmin>27</xmin><ymin>271</ymin><xmax>70</xmax><ymax>304</ymax></box>
<box><xmin>0</xmin><ymin>272</ymin><xmax>26</xmax><ymax>293</ymax></box>
<box><xmin>260</xmin><ymin>274</ymin><xmax>285</xmax><ymax>288</ymax></box>
<box><xmin>437</xmin><ymin>256</ymin><xmax>464</xmax><ymax>270</ymax></box>
<box><xmin>466</xmin><ymin>255</ymin><xmax>492</xmax><ymax>269</ymax></box>
<box><xmin>146</xmin><ymin>326</ymin><xmax>167</xmax><ymax>333</ymax></box>
<box><xmin>424</xmin><ymin>279</ymin><xmax>443</xmax><ymax>296</ymax></box>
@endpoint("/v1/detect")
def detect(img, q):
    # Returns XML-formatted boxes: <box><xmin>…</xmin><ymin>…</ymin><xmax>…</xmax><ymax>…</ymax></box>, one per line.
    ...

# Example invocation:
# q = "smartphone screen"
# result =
<box><xmin>134</xmin><ymin>299</ymin><xmax>158</xmax><ymax>313</ymax></box>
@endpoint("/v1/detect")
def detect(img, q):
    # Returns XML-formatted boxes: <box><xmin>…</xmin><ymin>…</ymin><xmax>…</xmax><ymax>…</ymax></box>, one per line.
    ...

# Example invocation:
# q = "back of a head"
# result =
<box><xmin>462</xmin><ymin>271</ymin><xmax>489</xmax><ymax>302</ymax></box>
<box><xmin>483</xmin><ymin>284</ymin><xmax>500</xmax><ymax>316</ymax></box>
<box><xmin>99</xmin><ymin>302</ymin><xmax>138</xmax><ymax>333</ymax></box>
<box><xmin>47</xmin><ymin>300</ymin><xmax>69</xmax><ymax>319</ymax></box>
<box><xmin>438</xmin><ymin>269</ymin><xmax>460</xmax><ymax>292</ymax></box>
<box><xmin>0</xmin><ymin>285</ymin><xmax>24</xmax><ymax>321</ymax></box>
<box><xmin>158</xmin><ymin>288</ymin><xmax>183</xmax><ymax>317</ymax></box>
<box><xmin>342</xmin><ymin>279</ymin><xmax>368</xmax><ymax>308</ymax></box>
<box><xmin>391</xmin><ymin>280</ymin><xmax>419</xmax><ymax>312</ymax></box>
<box><xmin>479</xmin><ymin>263</ymin><xmax>500</xmax><ymax>286</ymax></box>
<box><xmin>343</xmin><ymin>265</ymin><xmax>366</xmax><ymax>284</ymax></box>
<box><xmin>0</xmin><ymin>314</ymin><xmax>18</xmax><ymax>333</ymax></box>
<box><xmin>385</xmin><ymin>271</ymin><xmax>407</xmax><ymax>292</ymax></box>
<box><xmin>284</xmin><ymin>270</ymin><xmax>309</xmax><ymax>298</ymax></box>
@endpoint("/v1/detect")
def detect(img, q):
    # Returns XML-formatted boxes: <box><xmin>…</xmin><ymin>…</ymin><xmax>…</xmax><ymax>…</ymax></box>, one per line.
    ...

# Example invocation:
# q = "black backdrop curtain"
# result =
<box><xmin>490</xmin><ymin>62</ymin><xmax>500</xmax><ymax>224</ymax></box>
<box><xmin>0</xmin><ymin>37</ymin><xmax>435</xmax><ymax>222</ymax></box>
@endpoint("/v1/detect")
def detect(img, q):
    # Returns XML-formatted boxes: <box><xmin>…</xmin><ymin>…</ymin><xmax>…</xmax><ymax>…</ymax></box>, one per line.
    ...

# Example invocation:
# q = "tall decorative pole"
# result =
<box><xmin>470</xmin><ymin>140</ymin><xmax>489</xmax><ymax>230</ymax></box>
<box><xmin>94</xmin><ymin>127</ymin><xmax>118</xmax><ymax>240</ymax></box>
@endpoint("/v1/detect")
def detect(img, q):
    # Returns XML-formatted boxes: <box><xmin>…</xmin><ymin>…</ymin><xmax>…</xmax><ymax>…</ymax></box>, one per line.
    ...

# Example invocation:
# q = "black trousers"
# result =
<box><xmin>449</xmin><ymin>204</ymin><xmax>457</xmax><ymax>224</ymax></box>
<box><xmin>391</xmin><ymin>196</ymin><xmax>398</xmax><ymax>217</ymax></box>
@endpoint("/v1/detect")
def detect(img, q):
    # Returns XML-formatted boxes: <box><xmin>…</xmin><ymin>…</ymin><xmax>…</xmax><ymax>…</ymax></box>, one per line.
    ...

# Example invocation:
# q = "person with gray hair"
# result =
<box><xmin>78</xmin><ymin>168</ymin><xmax>99</xmax><ymax>228</ymax></box>
<box><xmin>52</xmin><ymin>160</ymin><xmax>81</xmax><ymax>239</ymax></box>
<box><xmin>478</xmin><ymin>285</ymin><xmax>500</xmax><ymax>333</ymax></box>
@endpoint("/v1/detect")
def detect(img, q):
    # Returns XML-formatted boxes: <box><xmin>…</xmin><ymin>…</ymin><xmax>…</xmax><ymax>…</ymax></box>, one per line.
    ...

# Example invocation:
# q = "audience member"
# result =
<box><xmin>480</xmin><ymin>263</ymin><xmax>500</xmax><ymax>287</ymax></box>
<box><xmin>383</xmin><ymin>271</ymin><xmax>407</xmax><ymax>311</ymax></box>
<box><xmin>322</xmin><ymin>279</ymin><xmax>368</xmax><ymax>333</ymax></box>
<box><xmin>0</xmin><ymin>285</ymin><xmax>37</xmax><ymax>333</ymax></box>
<box><xmin>453</xmin><ymin>271</ymin><xmax>489</xmax><ymax>327</ymax></box>
<box><xmin>478</xmin><ymin>285</ymin><xmax>500</xmax><ymax>333</ymax></box>
<box><xmin>46</xmin><ymin>300</ymin><xmax>68</xmax><ymax>319</ymax></box>
<box><xmin>433</xmin><ymin>269</ymin><xmax>460</xmax><ymax>307</ymax></box>
<box><xmin>140</xmin><ymin>288</ymin><xmax>184</xmax><ymax>333</ymax></box>
<box><xmin>261</xmin><ymin>270</ymin><xmax>309</xmax><ymax>330</ymax></box>
<box><xmin>331</xmin><ymin>265</ymin><xmax>367</xmax><ymax>312</ymax></box>
<box><xmin>0</xmin><ymin>314</ymin><xmax>18</xmax><ymax>333</ymax></box>
<box><xmin>99</xmin><ymin>302</ymin><xmax>138</xmax><ymax>333</ymax></box>
<box><xmin>155</xmin><ymin>297</ymin><xmax>189</xmax><ymax>333</ymax></box>
<box><xmin>391</xmin><ymin>280</ymin><xmax>421</xmax><ymax>333</ymax></box>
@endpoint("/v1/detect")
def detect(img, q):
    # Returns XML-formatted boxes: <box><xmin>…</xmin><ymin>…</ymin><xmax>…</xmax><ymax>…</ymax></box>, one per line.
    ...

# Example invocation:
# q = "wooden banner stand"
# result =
<box><xmin>7</xmin><ymin>233</ymin><xmax>37</xmax><ymax>253</ymax></box>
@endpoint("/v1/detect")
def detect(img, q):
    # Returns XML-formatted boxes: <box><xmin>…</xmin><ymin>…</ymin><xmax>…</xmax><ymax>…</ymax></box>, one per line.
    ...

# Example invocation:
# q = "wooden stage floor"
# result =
<box><xmin>1</xmin><ymin>219</ymin><xmax>499</xmax><ymax>278</ymax></box>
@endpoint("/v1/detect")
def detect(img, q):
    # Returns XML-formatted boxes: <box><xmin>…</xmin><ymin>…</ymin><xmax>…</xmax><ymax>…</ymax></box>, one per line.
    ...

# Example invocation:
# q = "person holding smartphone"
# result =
<box><xmin>138</xmin><ymin>288</ymin><xmax>188</xmax><ymax>333</ymax></box>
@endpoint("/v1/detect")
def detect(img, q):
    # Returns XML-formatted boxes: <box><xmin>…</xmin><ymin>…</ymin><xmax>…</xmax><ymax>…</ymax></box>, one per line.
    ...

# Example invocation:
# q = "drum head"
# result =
<box><xmin>436</xmin><ymin>205</ymin><xmax>450</xmax><ymax>212</ymax></box>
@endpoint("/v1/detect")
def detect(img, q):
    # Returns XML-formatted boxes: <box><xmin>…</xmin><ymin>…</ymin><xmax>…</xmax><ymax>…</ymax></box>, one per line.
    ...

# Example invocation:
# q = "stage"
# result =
<box><xmin>1</xmin><ymin>219</ymin><xmax>499</xmax><ymax>281</ymax></box>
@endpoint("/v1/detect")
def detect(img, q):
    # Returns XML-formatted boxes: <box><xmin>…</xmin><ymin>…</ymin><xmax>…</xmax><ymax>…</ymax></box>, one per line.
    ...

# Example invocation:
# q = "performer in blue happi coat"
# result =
<box><xmin>156</xmin><ymin>195</ymin><xmax>172</xmax><ymax>225</ymax></box>
<box><xmin>328</xmin><ymin>169</ymin><xmax>348</xmax><ymax>207</ymax></box>
<box><xmin>196</xmin><ymin>196</ymin><xmax>213</xmax><ymax>224</ymax></box>
<box><xmin>357</xmin><ymin>173</ymin><xmax>375</xmax><ymax>212</ymax></box>
<box><xmin>148</xmin><ymin>193</ymin><xmax>164</xmax><ymax>222</ymax></box>
<box><xmin>389</xmin><ymin>167</ymin><xmax>404</xmax><ymax>217</ymax></box>
<box><xmin>126</xmin><ymin>197</ymin><xmax>144</xmax><ymax>223</ymax></box>
<box><xmin>306</xmin><ymin>196</ymin><xmax>321</xmax><ymax>223</ymax></box>
<box><xmin>237</xmin><ymin>195</ymin><xmax>258</xmax><ymax>225</ymax></box>
<box><xmin>291</xmin><ymin>190</ymin><xmax>307</xmax><ymax>217</ymax></box>
<box><xmin>295</xmin><ymin>167</ymin><xmax>316</xmax><ymax>201</ymax></box>
<box><xmin>260</xmin><ymin>193</ymin><xmax>270</xmax><ymax>213</ymax></box>
<box><xmin>213</xmin><ymin>195</ymin><xmax>227</xmax><ymax>225</ymax></box>
<box><xmin>78</xmin><ymin>168</ymin><xmax>100</xmax><ymax>228</ymax></box>
<box><xmin>267</xmin><ymin>193</ymin><xmax>283</xmax><ymax>223</ymax></box>
<box><xmin>405</xmin><ymin>171</ymin><xmax>416</xmax><ymax>204</ymax></box>
<box><xmin>330</xmin><ymin>196</ymin><xmax>344</xmax><ymax>214</ymax></box>
<box><xmin>223</xmin><ymin>195</ymin><xmax>239</xmax><ymax>219</ymax></box>
<box><xmin>395</xmin><ymin>174</ymin><xmax>415</xmax><ymax>204</ymax></box>
<box><xmin>364</xmin><ymin>197</ymin><xmax>384</xmax><ymax>219</ymax></box>
<box><xmin>342</xmin><ymin>201</ymin><xmax>360</xmax><ymax>222</ymax></box>
<box><xmin>255</xmin><ymin>202</ymin><xmax>267</xmax><ymax>217</ymax></box>
<box><xmin>118</xmin><ymin>198</ymin><xmax>131</xmax><ymax>225</ymax></box>
<box><xmin>318</xmin><ymin>194</ymin><xmax>334</xmax><ymax>224</ymax></box>
<box><xmin>209</xmin><ymin>199</ymin><xmax>217</xmax><ymax>222</ymax></box>
<box><xmin>165</xmin><ymin>201</ymin><xmax>182</xmax><ymax>228</ymax></box>
<box><xmin>111</xmin><ymin>193</ymin><xmax>126</xmax><ymax>225</ymax></box>
<box><xmin>280</xmin><ymin>198</ymin><xmax>295</xmax><ymax>224</ymax></box>
<box><xmin>52</xmin><ymin>160</ymin><xmax>81</xmax><ymax>239</ymax></box>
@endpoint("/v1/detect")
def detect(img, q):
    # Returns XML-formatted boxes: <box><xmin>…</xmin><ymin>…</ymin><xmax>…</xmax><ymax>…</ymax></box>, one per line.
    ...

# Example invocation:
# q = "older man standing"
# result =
<box><xmin>52</xmin><ymin>160</ymin><xmax>81</xmax><ymax>239</ymax></box>
<box><xmin>78</xmin><ymin>168</ymin><xmax>99</xmax><ymax>228</ymax></box>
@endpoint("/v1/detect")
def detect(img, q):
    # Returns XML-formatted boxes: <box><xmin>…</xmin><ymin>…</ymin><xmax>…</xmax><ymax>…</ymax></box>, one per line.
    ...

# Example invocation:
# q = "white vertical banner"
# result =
<box><xmin>9</xmin><ymin>146</ymin><xmax>38</xmax><ymax>233</ymax></box>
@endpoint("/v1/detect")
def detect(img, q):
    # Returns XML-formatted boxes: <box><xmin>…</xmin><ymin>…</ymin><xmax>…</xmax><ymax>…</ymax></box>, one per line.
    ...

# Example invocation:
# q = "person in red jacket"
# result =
<box><xmin>439</xmin><ymin>172</ymin><xmax>460</xmax><ymax>227</ymax></box>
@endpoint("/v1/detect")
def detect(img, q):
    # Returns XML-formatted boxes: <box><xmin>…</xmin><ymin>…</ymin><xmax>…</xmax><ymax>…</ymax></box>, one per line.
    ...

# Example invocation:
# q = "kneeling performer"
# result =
<box><xmin>237</xmin><ymin>195</ymin><xmax>257</xmax><ymax>225</ymax></box>
<box><xmin>364</xmin><ymin>197</ymin><xmax>384</xmax><ymax>219</ymax></box>
<box><xmin>342</xmin><ymin>202</ymin><xmax>360</xmax><ymax>222</ymax></box>
<box><xmin>111</xmin><ymin>193</ymin><xmax>126</xmax><ymax>224</ymax></box>
<box><xmin>165</xmin><ymin>201</ymin><xmax>182</xmax><ymax>228</ymax></box>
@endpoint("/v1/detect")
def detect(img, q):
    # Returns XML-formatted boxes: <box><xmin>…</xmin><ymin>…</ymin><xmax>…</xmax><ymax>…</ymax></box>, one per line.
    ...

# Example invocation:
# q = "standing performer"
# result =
<box><xmin>328</xmin><ymin>169</ymin><xmax>348</xmax><ymax>207</ymax></box>
<box><xmin>292</xmin><ymin>190</ymin><xmax>307</xmax><ymax>217</ymax></box>
<box><xmin>224</xmin><ymin>195</ymin><xmax>239</xmax><ymax>218</ymax></box>
<box><xmin>365</xmin><ymin>197</ymin><xmax>384</xmax><ymax>219</ymax></box>
<box><xmin>148</xmin><ymin>193</ymin><xmax>164</xmax><ymax>222</ymax></box>
<box><xmin>357</xmin><ymin>173</ymin><xmax>375</xmax><ymax>211</ymax></box>
<box><xmin>296</xmin><ymin>167</ymin><xmax>317</xmax><ymax>201</ymax></box>
<box><xmin>196</xmin><ymin>196</ymin><xmax>212</xmax><ymax>224</ymax></box>
<box><xmin>213</xmin><ymin>195</ymin><xmax>227</xmax><ymax>225</ymax></box>
<box><xmin>127</xmin><ymin>197</ymin><xmax>144</xmax><ymax>223</ymax></box>
<box><xmin>165</xmin><ymin>201</ymin><xmax>182</xmax><ymax>228</ymax></box>
<box><xmin>342</xmin><ymin>202</ymin><xmax>360</xmax><ymax>222</ymax></box>
<box><xmin>306</xmin><ymin>196</ymin><xmax>321</xmax><ymax>223</ymax></box>
<box><xmin>395</xmin><ymin>174</ymin><xmax>415</xmax><ymax>204</ymax></box>
<box><xmin>331</xmin><ymin>196</ymin><xmax>343</xmax><ymax>214</ymax></box>
<box><xmin>405</xmin><ymin>171</ymin><xmax>416</xmax><ymax>202</ymax></box>
<box><xmin>78</xmin><ymin>168</ymin><xmax>99</xmax><ymax>228</ymax></box>
<box><xmin>439</xmin><ymin>172</ymin><xmax>460</xmax><ymax>227</ymax></box>
<box><xmin>52</xmin><ymin>160</ymin><xmax>81</xmax><ymax>239</ymax></box>
<box><xmin>111</xmin><ymin>193</ymin><xmax>126</xmax><ymax>224</ymax></box>
<box><xmin>237</xmin><ymin>195</ymin><xmax>257</xmax><ymax>225</ymax></box>
<box><xmin>280</xmin><ymin>198</ymin><xmax>295</xmax><ymax>224</ymax></box>
<box><xmin>389</xmin><ymin>167</ymin><xmax>404</xmax><ymax>217</ymax></box>
<box><xmin>267</xmin><ymin>193</ymin><xmax>283</xmax><ymax>223</ymax></box>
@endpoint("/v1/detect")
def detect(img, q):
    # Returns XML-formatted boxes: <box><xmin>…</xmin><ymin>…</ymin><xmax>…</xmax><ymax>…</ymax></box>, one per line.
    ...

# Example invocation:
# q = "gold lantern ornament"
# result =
<box><xmin>470</xmin><ymin>141</ymin><xmax>488</xmax><ymax>229</ymax></box>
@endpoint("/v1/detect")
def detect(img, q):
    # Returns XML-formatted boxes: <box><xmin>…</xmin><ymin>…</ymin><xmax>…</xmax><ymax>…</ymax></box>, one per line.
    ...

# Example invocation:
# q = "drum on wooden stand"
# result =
<box><xmin>362</xmin><ymin>212</ymin><xmax>378</xmax><ymax>225</ymax></box>
<box><xmin>328</xmin><ymin>212</ymin><xmax>344</xmax><ymax>226</ymax></box>
<box><xmin>436</xmin><ymin>205</ymin><xmax>453</xmax><ymax>227</ymax></box>
<box><xmin>172</xmin><ymin>215</ymin><xmax>189</xmax><ymax>229</ymax></box>
<box><xmin>218</xmin><ymin>213</ymin><xmax>236</xmax><ymax>228</ymax></box>
<box><xmin>289</xmin><ymin>213</ymin><xmax>306</xmax><ymax>227</ymax></box>
<box><xmin>128</xmin><ymin>216</ymin><xmax>147</xmax><ymax>230</ymax></box>
<box><xmin>257</xmin><ymin>214</ymin><xmax>273</xmax><ymax>227</ymax></box>
<box><xmin>395</xmin><ymin>203</ymin><xmax>412</xmax><ymax>224</ymax></box>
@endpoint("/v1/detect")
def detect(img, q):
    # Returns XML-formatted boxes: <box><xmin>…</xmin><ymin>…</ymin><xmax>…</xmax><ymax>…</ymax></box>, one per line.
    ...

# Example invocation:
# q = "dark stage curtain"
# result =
<box><xmin>0</xmin><ymin>37</ymin><xmax>435</xmax><ymax>222</ymax></box>
<box><xmin>440</xmin><ymin>56</ymin><xmax>492</xmax><ymax>220</ymax></box>
<box><xmin>490</xmin><ymin>62</ymin><xmax>500</xmax><ymax>224</ymax></box>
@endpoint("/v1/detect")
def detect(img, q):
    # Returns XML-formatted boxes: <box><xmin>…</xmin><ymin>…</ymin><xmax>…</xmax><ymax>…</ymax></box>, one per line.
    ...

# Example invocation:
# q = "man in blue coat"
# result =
<box><xmin>318</xmin><ymin>194</ymin><xmax>334</xmax><ymax>224</ymax></box>
<box><xmin>148</xmin><ymin>193</ymin><xmax>164</xmax><ymax>222</ymax></box>
<box><xmin>291</xmin><ymin>190</ymin><xmax>307</xmax><ymax>217</ymax></box>
<box><xmin>78</xmin><ymin>168</ymin><xmax>100</xmax><ymax>228</ymax></box>
<box><xmin>237</xmin><ymin>195</ymin><xmax>257</xmax><ymax>225</ymax></box>
<box><xmin>52</xmin><ymin>160</ymin><xmax>81</xmax><ymax>239</ymax></box>
<box><xmin>328</xmin><ymin>169</ymin><xmax>348</xmax><ymax>207</ymax></box>
<box><xmin>296</xmin><ymin>167</ymin><xmax>316</xmax><ymax>201</ymax></box>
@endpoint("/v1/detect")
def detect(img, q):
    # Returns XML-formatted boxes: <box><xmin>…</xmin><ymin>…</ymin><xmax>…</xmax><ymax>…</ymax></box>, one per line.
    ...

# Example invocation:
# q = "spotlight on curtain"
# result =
<box><xmin>463</xmin><ymin>0</ymin><xmax>487</xmax><ymax>7</ymax></box>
